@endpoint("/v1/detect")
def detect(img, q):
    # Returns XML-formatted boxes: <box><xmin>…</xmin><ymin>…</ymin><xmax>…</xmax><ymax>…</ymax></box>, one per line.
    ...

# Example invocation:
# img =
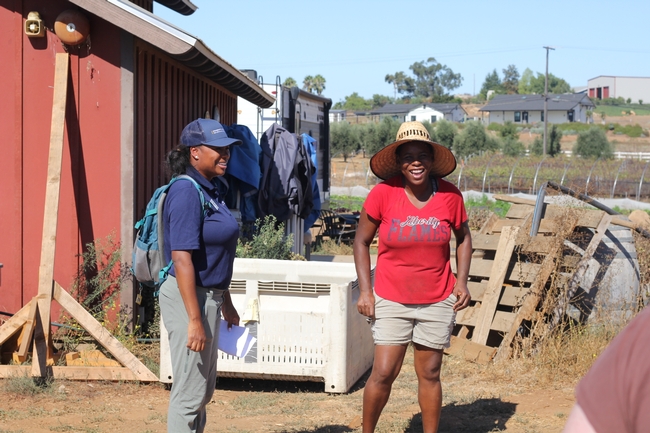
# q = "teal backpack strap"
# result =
<box><xmin>155</xmin><ymin>174</ymin><xmax>206</xmax><ymax>295</ymax></box>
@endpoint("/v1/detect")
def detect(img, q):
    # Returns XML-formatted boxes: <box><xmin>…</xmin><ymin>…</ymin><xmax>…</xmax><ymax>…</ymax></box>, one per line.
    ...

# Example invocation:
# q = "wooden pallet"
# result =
<box><xmin>445</xmin><ymin>199</ymin><xmax>612</xmax><ymax>364</ymax></box>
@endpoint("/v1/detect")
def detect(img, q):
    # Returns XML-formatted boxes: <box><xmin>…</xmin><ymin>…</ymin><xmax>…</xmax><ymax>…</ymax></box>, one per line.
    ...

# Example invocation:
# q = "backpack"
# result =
<box><xmin>132</xmin><ymin>175</ymin><xmax>205</xmax><ymax>291</ymax></box>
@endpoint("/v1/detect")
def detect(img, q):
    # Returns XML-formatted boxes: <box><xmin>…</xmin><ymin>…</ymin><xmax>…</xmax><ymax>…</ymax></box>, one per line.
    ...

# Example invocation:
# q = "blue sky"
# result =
<box><xmin>154</xmin><ymin>0</ymin><xmax>650</xmax><ymax>105</ymax></box>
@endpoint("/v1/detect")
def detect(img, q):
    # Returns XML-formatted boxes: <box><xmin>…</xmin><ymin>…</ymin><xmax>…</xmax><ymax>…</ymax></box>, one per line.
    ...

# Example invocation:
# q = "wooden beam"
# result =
<box><xmin>472</xmin><ymin>226</ymin><xmax>520</xmax><ymax>345</ymax></box>
<box><xmin>53</xmin><ymin>283</ymin><xmax>158</xmax><ymax>381</ymax></box>
<box><xmin>0</xmin><ymin>300</ymin><xmax>33</xmax><ymax>346</ymax></box>
<box><xmin>0</xmin><ymin>365</ymin><xmax>141</xmax><ymax>381</ymax></box>
<box><xmin>17</xmin><ymin>301</ymin><xmax>38</xmax><ymax>358</ymax></box>
<box><xmin>493</xmin><ymin>194</ymin><xmax>536</xmax><ymax>206</ymax></box>
<box><xmin>445</xmin><ymin>336</ymin><xmax>496</xmax><ymax>364</ymax></box>
<box><xmin>550</xmin><ymin>213</ymin><xmax>612</xmax><ymax>328</ymax></box>
<box><xmin>33</xmin><ymin>52</ymin><xmax>70</xmax><ymax>377</ymax></box>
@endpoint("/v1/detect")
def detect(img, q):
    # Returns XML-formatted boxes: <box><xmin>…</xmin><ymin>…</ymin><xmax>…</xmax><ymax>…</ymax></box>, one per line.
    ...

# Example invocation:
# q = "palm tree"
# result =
<box><xmin>312</xmin><ymin>75</ymin><xmax>326</xmax><ymax>95</ymax></box>
<box><xmin>283</xmin><ymin>77</ymin><xmax>297</xmax><ymax>88</ymax></box>
<box><xmin>302</xmin><ymin>75</ymin><xmax>314</xmax><ymax>93</ymax></box>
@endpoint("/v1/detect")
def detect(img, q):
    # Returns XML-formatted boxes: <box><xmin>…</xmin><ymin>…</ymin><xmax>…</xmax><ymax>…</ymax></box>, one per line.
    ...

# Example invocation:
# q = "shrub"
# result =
<box><xmin>573</xmin><ymin>127</ymin><xmax>613</xmax><ymax>159</ymax></box>
<box><xmin>330</xmin><ymin>121</ymin><xmax>360</xmax><ymax>162</ymax></box>
<box><xmin>502</xmin><ymin>137</ymin><xmax>526</xmax><ymax>157</ymax></box>
<box><xmin>500</xmin><ymin>121</ymin><xmax>519</xmax><ymax>140</ymax></box>
<box><xmin>236</xmin><ymin>215</ymin><xmax>296</xmax><ymax>260</ymax></box>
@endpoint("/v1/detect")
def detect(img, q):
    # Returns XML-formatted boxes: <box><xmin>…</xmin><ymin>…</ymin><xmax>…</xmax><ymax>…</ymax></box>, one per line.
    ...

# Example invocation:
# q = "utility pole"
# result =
<box><xmin>543</xmin><ymin>46</ymin><xmax>555</xmax><ymax>155</ymax></box>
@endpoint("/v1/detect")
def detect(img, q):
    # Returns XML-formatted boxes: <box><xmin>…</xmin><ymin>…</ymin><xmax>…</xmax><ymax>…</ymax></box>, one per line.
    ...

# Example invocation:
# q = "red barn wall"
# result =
<box><xmin>0</xmin><ymin>0</ymin><xmax>122</xmax><ymax>319</ymax></box>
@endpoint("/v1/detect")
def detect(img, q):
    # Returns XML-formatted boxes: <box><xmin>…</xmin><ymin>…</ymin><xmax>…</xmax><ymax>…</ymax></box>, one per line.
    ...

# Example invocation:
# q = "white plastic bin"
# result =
<box><xmin>160</xmin><ymin>258</ymin><xmax>375</xmax><ymax>393</ymax></box>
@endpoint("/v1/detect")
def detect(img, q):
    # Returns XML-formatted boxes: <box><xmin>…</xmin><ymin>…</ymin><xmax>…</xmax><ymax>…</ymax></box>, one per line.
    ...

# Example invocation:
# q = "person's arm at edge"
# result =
<box><xmin>452</xmin><ymin>221</ymin><xmax>472</xmax><ymax>311</ymax></box>
<box><xmin>353</xmin><ymin>208</ymin><xmax>380</xmax><ymax>320</ymax></box>
<box><xmin>562</xmin><ymin>404</ymin><xmax>597</xmax><ymax>433</ymax></box>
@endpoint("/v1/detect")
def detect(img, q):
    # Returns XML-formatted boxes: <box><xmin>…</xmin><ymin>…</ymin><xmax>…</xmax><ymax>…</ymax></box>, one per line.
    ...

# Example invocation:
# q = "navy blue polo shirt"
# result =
<box><xmin>163</xmin><ymin>166</ymin><xmax>239</xmax><ymax>289</ymax></box>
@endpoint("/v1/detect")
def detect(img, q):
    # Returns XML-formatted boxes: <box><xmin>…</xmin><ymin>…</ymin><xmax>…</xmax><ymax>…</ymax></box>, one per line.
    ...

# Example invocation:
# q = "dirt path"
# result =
<box><xmin>0</xmin><ymin>348</ymin><xmax>575</xmax><ymax>433</ymax></box>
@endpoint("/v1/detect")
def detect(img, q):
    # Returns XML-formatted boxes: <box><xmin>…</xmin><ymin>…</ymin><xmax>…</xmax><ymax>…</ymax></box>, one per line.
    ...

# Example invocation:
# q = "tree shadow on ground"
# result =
<box><xmin>405</xmin><ymin>398</ymin><xmax>517</xmax><ymax>433</ymax></box>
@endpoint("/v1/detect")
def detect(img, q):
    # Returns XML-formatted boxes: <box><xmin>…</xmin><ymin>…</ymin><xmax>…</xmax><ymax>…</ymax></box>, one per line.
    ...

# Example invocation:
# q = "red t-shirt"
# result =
<box><xmin>576</xmin><ymin>306</ymin><xmax>650</xmax><ymax>433</ymax></box>
<box><xmin>363</xmin><ymin>176</ymin><xmax>467</xmax><ymax>304</ymax></box>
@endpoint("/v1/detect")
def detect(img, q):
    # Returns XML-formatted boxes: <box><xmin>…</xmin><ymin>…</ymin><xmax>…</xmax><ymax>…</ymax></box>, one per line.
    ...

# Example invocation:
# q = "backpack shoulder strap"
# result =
<box><xmin>156</xmin><ymin>174</ymin><xmax>208</xmax><ymax>289</ymax></box>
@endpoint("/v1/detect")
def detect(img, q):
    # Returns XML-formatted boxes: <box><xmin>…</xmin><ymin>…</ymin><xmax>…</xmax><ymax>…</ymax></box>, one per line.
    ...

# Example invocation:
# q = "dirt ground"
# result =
<box><xmin>0</xmin><ymin>345</ymin><xmax>575</xmax><ymax>433</ymax></box>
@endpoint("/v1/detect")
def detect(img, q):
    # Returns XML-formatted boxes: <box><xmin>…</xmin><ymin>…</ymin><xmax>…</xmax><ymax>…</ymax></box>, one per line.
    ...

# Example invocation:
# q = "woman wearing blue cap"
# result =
<box><xmin>159</xmin><ymin>118</ymin><xmax>242</xmax><ymax>433</ymax></box>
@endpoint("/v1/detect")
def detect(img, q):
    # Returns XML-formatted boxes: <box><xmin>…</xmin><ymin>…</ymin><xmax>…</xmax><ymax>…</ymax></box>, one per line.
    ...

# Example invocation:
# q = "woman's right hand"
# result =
<box><xmin>357</xmin><ymin>290</ymin><xmax>376</xmax><ymax>321</ymax></box>
<box><xmin>186</xmin><ymin>318</ymin><xmax>207</xmax><ymax>352</ymax></box>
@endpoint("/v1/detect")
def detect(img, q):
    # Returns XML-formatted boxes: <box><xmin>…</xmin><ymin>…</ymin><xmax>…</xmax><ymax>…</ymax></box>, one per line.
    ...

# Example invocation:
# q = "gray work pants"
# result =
<box><xmin>159</xmin><ymin>275</ymin><xmax>224</xmax><ymax>433</ymax></box>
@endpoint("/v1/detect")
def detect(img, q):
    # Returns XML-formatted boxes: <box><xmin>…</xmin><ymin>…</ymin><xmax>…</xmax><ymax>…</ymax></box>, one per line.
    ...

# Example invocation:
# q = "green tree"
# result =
<box><xmin>502</xmin><ymin>137</ymin><xmax>526</xmax><ymax>156</ymax></box>
<box><xmin>573</xmin><ymin>127</ymin><xmax>613</xmax><ymax>159</ymax></box>
<box><xmin>386</xmin><ymin>57</ymin><xmax>462</xmax><ymax>102</ymax></box>
<box><xmin>385</xmin><ymin>71</ymin><xmax>412</xmax><ymax>100</ymax></box>
<box><xmin>337</xmin><ymin>92</ymin><xmax>372</xmax><ymax>111</ymax></box>
<box><xmin>530</xmin><ymin>125</ymin><xmax>563</xmax><ymax>156</ymax></box>
<box><xmin>312</xmin><ymin>74</ymin><xmax>326</xmax><ymax>95</ymax></box>
<box><xmin>371</xmin><ymin>94</ymin><xmax>392</xmax><ymax>109</ymax></box>
<box><xmin>433</xmin><ymin>119</ymin><xmax>457</xmax><ymax>149</ymax></box>
<box><xmin>330</xmin><ymin>121</ymin><xmax>360</xmax><ymax>162</ymax></box>
<box><xmin>283</xmin><ymin>77</ymin><xmax>297</xmax><ymax>88</ymax></box>
<box><xmin>480</xmin><ymin>69</ymin><xmax>503</xmax><ymax>99</ymax></box>
<box><xmin>518</xmin><ymin>68</ymin><xmax>534</xmax><ymax>94</ymax></box>
<box><xmin>453</xmin><ymin>121</ymin><xmax>500</xmax><ymax>158</ymax></box>
<box><xmin>502</xmin><ymin>65</ymin><xmax>520</xmax><ymax>94</ymax></box>
<box><xmin>529</xmin><ymin>73</ymin><xmax>571</xmax><ymax>94</ymax></box>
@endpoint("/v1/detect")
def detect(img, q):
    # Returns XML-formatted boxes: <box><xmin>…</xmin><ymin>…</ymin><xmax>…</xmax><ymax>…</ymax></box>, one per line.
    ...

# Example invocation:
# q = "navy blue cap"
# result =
<box><xmin>180</xmin><ymin>118</ymin><xmax>242</xmax><ymax>148</ymax></box>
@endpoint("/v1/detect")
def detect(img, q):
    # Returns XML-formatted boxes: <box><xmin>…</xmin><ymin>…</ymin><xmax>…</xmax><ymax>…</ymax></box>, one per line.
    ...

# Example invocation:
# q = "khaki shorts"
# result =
<box><xmin>370</xmin><ymin>292</ymin><xmax>457</xmax><ymax>350</ymax></box>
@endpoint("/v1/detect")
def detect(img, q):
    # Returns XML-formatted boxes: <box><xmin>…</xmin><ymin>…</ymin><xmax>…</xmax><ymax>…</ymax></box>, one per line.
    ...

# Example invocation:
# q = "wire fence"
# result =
<box><xmin>330</xmin><ymin>154</ymin><xmax>650</xmax><ymax>201</ymax></box>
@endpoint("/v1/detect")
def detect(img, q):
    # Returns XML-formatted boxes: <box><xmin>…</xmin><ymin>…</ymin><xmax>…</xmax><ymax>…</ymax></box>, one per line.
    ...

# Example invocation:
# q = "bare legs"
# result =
<box><xmin>362</xmin><ymin>344</ymin><xmax>444</xmax><ymax>433</ymax></box>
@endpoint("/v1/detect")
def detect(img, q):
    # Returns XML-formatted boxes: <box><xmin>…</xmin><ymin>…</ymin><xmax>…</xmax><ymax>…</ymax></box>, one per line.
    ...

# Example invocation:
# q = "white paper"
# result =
<box><xmin>218</xmin><ymin>319</ymin><xmax>256</xmax><ymax>358</ymax></box>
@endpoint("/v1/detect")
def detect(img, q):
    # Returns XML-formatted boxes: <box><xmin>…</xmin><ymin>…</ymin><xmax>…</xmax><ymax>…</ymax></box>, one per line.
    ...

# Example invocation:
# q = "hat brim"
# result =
<box><xmin>370</xmin><ymin>138</ymin><xmax>457</xmax><ymax>180</ymax></box>
<box><xmin>202</xmin><ymin>137</ymin><xmax>242</xmax><ymax>147</ymax></box>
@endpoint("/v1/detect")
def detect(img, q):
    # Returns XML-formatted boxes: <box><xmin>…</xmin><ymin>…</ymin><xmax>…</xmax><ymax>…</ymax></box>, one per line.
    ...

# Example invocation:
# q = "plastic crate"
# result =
<box><xmin>160</xmin><ymin>258</ymin><xmax>374</xmax><ymax>393</ymax></box>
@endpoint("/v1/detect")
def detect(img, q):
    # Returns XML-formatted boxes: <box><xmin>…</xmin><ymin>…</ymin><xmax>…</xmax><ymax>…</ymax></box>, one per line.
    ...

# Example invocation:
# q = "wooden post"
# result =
<box><xmin>32</xmin><ymin>52</ymin><xmax>70</xmax><ymax>377</ymax></box>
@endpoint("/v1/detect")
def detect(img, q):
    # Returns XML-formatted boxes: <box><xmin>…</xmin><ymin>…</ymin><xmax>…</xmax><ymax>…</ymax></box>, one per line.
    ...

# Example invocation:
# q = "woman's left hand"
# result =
<box><xmin>221</xmin><ymin>294</ymin><xmax>240</xmax><ymax>329</ymax></box>
<box><xmin>453</xmin><ymin>283</ymin><xmax>471</xmax><ymax>312</ymax></box>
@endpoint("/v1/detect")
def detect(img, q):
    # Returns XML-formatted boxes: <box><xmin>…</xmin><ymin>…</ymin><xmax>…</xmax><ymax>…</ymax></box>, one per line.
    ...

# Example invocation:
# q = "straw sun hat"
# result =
<box><xmin>369</xmin><ymin>121</ymin><xmax>457</xmax><ymax>180</ymax></box>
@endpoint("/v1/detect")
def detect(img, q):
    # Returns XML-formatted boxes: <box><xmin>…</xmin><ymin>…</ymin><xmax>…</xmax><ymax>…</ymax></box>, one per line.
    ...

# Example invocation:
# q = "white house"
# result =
<box><xmin>479</xmin><ymin>94</ymin><xmax>595</xmax><ymax>125</ymax></box>
<box><xmin>588</xmin><ymin>76</ymin><xmax>650</xmax><ymax>103</ymax></box>
<box><xmin>368</xmin><ymin>103</ymin><xmax>466</xmax><ymax>123</ymax></box>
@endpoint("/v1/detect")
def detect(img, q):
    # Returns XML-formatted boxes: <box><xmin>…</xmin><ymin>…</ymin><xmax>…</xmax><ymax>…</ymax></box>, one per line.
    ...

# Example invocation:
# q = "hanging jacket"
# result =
<box><xmin>258</xmin><ymin>124</ymin><xmax>314</xmax><ymax>222</ymax></box>
<box><xmin>301</xmin><ymin>133</ymin><xmax>321</xmax><ymax>230</ymax></box>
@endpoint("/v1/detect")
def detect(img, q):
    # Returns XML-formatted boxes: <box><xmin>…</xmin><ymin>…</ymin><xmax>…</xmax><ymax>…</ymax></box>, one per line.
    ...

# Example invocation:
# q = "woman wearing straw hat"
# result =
<box><xmin>354</xmin><ymin>121</ymin><xmax>472</xmax><ymax>433</ymax></box>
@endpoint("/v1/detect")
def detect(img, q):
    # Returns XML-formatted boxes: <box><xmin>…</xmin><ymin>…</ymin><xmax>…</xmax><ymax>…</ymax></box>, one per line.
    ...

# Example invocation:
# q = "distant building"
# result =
<box><xmin>329</xmin><ymin>109</ymin><xmax>347</xmax><ymax>123</ymax></box>
<box><xmin>588</xmin><ymin>76</ymin><xmax>650</xmax><ymax>103</ymax></box>
<box><xmin>479</xmin><ymin>94</ymin><xmax>595</xmax><ymax>125</ymax></box>
<box><xmin>366</xmin><ymin>103</ymin><xmax>466</xmax><ymax>123</ymax></box>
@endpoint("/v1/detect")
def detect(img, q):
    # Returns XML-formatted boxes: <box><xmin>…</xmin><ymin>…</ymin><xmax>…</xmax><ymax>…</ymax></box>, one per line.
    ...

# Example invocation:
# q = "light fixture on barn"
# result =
<box><xmin>24</xmin><ymin>11</ymin><xmax>45</xmax><ymax>37</ymax></box>
<box><xmin>54</xmin><ymin>9</ymin><xmax>91</xmax><ymax>50</ymax></box>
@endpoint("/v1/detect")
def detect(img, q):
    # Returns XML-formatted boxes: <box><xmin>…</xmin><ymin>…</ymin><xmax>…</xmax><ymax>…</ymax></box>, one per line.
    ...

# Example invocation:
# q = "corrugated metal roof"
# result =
<box><xmin>479</xmin><ymin>94</ymin><xmax>595</xmax><ymax>112</ymax></box>
<box><xmin>155</xmin><ymin>0</ymin><xmax>196</xmax><ymax>16</ymax></box>
<box><xmin>70</xmin><ymin>0</ymin><xmax>275</xmax><ymax>108</ymax></box>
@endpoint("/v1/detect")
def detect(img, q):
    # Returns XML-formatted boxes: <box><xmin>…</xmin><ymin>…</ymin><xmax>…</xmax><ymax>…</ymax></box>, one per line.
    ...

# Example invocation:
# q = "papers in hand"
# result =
<box><xmin>218</xmin><ymin>319</ymin><xmax>256</xmax><ymax>358</ymax></box>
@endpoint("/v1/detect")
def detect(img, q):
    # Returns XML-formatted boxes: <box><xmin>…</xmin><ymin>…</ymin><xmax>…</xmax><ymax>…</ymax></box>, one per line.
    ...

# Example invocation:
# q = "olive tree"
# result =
<box><xmin>453</xmin><ymin>121</ymin><xmax>500</xmax><ymax>158</ymax></box>
<box><xmin>573</xmin><ymin>127</ymin><xmax>613</xmax><ymax>159</ymax></box>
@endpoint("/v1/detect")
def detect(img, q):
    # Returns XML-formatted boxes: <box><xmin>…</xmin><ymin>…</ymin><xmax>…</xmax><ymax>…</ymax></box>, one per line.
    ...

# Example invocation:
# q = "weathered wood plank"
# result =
<box><xmin>53</xmin><ymin>283</ymin><xmax>158</xmax><ymax>381</ymax></box>
<box><xmin>0</xmin><ymin>365</ymin><xmax>140</xmax><ymax>381</ymax></box>
<box><xmin>33</xmin><ymin>53</ymin><xmax>70</xmax><ymax>378</ymax></box>
<box><xmin>493</xmin><ymin>194</ymin><xmax>536</xmax><ymax>206</ymax></box>
<box><xmin>0</xmin><ymin>301</ymin><xmax>33</xmax><ymax>346</ymax></box>
<box><xmin>505</xmin><ymin>204</ymin><xmax>534</xmax><ymax>219</ymax></box>
<box><xmin>17</xmin><ymin>301</ymin><xmax>38</xmax><ymax>358</ymax></box>
<box><xmin>445</xmin><ymin>336</ymin><xmax>496</xmax><ymax>364</ymax></box>
<box><xmin>469</xmin><ymin>259</ymin><xmax>540</xmax><ymax>284</ymax></box>
<box><xmin>473</xmin><ymin>226</ymin><xmax>519</xmax><ymax>345</ymax></box>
